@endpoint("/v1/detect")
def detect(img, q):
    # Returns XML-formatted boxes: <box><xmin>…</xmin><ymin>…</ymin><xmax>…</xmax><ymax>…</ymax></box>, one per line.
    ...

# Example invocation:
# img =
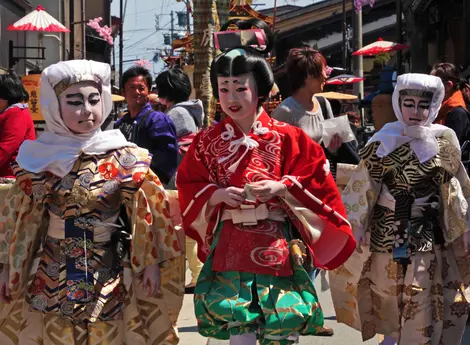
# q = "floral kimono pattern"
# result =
<box><xmin>0</xmin><ymin>147</ymin><xmax>182</xmax><ymax>345</ymax></box>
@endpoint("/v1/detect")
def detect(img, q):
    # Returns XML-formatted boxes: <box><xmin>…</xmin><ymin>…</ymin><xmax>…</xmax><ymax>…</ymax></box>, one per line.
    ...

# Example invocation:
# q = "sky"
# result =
<box><xmin>110</xmin><ymin>0</ymin><xmax>316</xmax><ymax>75</ymax></box>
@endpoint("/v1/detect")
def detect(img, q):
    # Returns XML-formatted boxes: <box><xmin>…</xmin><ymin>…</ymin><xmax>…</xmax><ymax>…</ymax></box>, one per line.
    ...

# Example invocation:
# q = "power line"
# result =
<box><xmin>124</xmin><ymin>35</ymin><xmax>161</xmax><ymax>52</ymax></box>
<box><xmin>122</xmin><ymin>46</ymin><xmax>160</xmax><ymax>57</ymax></box>
<box><xmin>123</xmin><ymin>0</ymin><xmax>128</xmax><ymax>21</ymax></box>
<box><xmin>125</xmin><ymin>6</ymin><xmax>162</xmax><ymax>16</ymax></box>
<box><xmin>123</xmin><ymin>31</ymin><xmax>158</xmax><ymax>51</ymax></box>
<box><xmin>126</xmin><ymin>0</ymin><xmax>138</xmax><ymax>42</ymax></box>
<box><xmin>124</xmin><ymin>28</ymin><xmax>155</xmax><ymax>33</ymax></box>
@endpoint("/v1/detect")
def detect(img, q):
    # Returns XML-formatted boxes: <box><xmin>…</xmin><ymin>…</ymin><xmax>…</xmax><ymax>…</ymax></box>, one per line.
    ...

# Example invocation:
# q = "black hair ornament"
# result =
<box><xmin>213</xmin><ymin>28</ymin><xmax>268</xmax><ymax>52</ymax></box>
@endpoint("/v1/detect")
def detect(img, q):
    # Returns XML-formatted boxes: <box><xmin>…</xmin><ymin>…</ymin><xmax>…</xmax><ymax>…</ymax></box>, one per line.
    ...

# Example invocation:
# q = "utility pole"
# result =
<box><xmin>342</xmin><ymin>0</ymin><xmax>347</xmax><ymax>69</ymax></box>
<box><xmin>186</xmin><ymin>2</ymin><xmax>191</xmax><ymax>34</ymax></box>
<box><xmin>119</xmin><ymin>0</ymin><xmax>124</xmax><ymax>92</ymax></box>
<box><xmin>69</xmin><ymin>0</ymin><xmax>74</xmax><ymax>60</ymax></box>
<box><xmin>82</xmin><ymin>0</ymin><xmax>86</xmax><ymax>59</ymax></box>
<box><xmin>171</xmin><ymin>11</ymin><xmax>175</xmax><ymax>49</ymax></box>
<box><xmin>352</xmin><ymin>1</ymin><xmax>363</xmax><ymax>120</ymax></box>
<box><xmin>465</xmin><ymin>0</ymin><xmax>470</xmax><ymax>67</ymax></box>
<box><xmin>396</xmin><ymin>0</ymin><xmax>402</xmax><ymax>72</ymax></box>
<box><xmin>61</xmin><ymin>0</ymin><xmax>66</xmax><ymax>60</ymax></box>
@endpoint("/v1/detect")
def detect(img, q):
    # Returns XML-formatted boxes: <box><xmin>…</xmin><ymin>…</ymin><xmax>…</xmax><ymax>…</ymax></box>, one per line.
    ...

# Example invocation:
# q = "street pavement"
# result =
<box><xmin>177</xmin><ymin>266</ymin><xmax>470</xmax><ymax>345</ymax></box>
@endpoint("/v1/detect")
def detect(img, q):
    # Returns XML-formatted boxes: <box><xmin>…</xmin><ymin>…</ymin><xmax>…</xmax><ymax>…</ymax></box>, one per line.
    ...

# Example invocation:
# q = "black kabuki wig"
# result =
<box><xmin>210</xmin><ymin>18</ymin><xmax>274</xmax><ymax>101</ymax></box>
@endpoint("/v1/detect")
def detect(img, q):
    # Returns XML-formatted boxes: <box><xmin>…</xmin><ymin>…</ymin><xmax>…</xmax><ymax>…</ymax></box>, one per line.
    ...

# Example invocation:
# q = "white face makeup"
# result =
<box><xmin>59</xmin><ymin>82</ymin><xmax>103</xmax><ymax>134</ymax></box>
<box><xmin>217</xmin><ymin>73</ymin><xmax>259</xmax><ymax>121</ymax></box>
<box><xmin>400</xmin><ymin>95</ymin><xmax>432</xmax><ymax>126</ymax></box>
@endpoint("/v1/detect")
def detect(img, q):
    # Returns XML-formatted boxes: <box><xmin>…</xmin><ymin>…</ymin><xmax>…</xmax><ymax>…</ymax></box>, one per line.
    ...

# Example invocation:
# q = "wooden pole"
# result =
<box><xmin>270</xmin><ymin>0</ymin><xmax>278</xmax><ymax>68</ymax></box>
<box><xmin>186</xmin><ymin>0</ymin><xmax>191</xmax><ymax>34</ymax></box>
<box><xmin>352</xmin><ymin>0</ymin><xmax>363</xmax><ymax>123</ymax></box>
<box><xmin>69</xmin><ymin>0</ymin><xmax>75</xmax><ymax>60</ymax></box>
<box><xmin>396</xmin><ymin>0</ymin><xmax>402</xmax><ymax>72</ymax></box>
<box><xmin>271</xmin><ymin>0</ymin><xmax>278</xmax><ymax>33</ymax></box>
<box><xmin>342</xmin><ymin>0</ymin><xmax>347</xmax><ymax>69</ymax></box>
<box><xmin>37</xmin><ymin>32</ymin><xmax>41</xmax><ymax>58</ymax></box>
<box><xmin>82</xmin><ymin>0</ymin><xmax>86</xmax><ymax>59</ymax></box>
<box><xmin>465</xmin><ymin>0</ymin><xmax>470</xmax><ymax>66</ymax></box>
<box><xmin>119</xmin><ymin>0</ymin><xmax>124</xmax><ymax>92</ymax></box>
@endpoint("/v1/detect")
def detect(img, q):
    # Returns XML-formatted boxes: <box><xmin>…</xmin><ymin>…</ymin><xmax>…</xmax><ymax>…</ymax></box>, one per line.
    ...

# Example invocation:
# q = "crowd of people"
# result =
<box><xmin>0</xmin><ymin>18</ymin><xmax>469</xmax><ymax>345</ymax></box>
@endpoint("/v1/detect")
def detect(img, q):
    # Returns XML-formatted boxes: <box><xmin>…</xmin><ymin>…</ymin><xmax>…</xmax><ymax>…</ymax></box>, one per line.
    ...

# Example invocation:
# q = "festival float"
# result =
<box><xmin>162</xmin><ymin>0</ymin><xmax>280</xmax><ymax>124</ymax></box>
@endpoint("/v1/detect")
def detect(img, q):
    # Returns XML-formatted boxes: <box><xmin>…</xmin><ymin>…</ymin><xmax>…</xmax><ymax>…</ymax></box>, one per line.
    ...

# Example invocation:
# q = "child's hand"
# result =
<box><xmin>250</xmin><ymin>180</ymin><xmax>287</xmax><ymax>202</ymax></box>
<box><xmin>208</xmin><ymin>187</ymin><xmax>246</xmax><ymax>207</ymax></box>
<box><xmin>355</xmin><ymin>228</ymin><xmax>370</xmax><ymax>253</ymax></box>
<box><xmin>0</xmin><ymin>264</ymin><xmax>11</xmax><ymax>303</ymax></box>
<box><xmin>142</xmin><ymin>263</ymin><xmax>161</xmax><ymax>298</ymax></box>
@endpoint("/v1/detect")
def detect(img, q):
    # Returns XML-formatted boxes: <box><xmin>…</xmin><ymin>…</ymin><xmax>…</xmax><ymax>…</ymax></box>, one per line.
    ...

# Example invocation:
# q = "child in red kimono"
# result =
<box><xmin>177</xmin><ymin>26</ymin><xmax>355</xmax><ymax>345</ymax></box>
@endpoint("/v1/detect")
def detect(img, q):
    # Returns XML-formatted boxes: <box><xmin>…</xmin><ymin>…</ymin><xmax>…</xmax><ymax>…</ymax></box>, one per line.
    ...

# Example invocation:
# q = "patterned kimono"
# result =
<box><xmin>329</xmin><ymin>137</ymin><xmax>470</xmax><ymax>344</ymax></box>
<box><xmin>177</xmin><ymin>110</ymin><xmax>355</xmax><ymax>345</ymax></box>
<box><xmin>0</xmin><ymin>146</ymin><xmax>182</xmax><ymax>345</ymax></box>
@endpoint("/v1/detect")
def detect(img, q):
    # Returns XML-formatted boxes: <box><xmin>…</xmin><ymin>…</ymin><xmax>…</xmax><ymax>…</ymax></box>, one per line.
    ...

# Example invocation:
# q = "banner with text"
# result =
<box><xmin>22</xmin><ymin>74</ymin><xmax>43</xmax><ymax>122</ymax></box>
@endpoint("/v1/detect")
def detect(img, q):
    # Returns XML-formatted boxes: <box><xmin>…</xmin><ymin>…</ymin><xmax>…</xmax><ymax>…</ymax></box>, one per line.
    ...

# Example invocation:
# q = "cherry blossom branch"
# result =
<box><xmin>354</xmin><ymin>0</ymin><xmax>375</xmax><ymax>12</ymax></box>
<box><xmin>87</xmin><ymin>17</ymin><xmax>114</xmax><ymax>46</ymax></box>
<box><xmin>135</xmin><ymin>59</ymin><xmax>152</xmax><ymax>69</ymax></box>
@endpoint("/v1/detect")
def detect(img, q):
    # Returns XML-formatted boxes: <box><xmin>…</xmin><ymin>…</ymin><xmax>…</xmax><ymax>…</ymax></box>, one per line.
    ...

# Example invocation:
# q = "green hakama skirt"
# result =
<box><xmin>193</xmin><ymin>222</ymin><xmax>324</xmax><ymax>345</ymax></box>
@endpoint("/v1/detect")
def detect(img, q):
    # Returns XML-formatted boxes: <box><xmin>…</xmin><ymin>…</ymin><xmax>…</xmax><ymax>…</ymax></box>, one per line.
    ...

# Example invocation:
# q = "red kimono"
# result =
<box><xmin>0</xmin><ymin>105</ymin><xmax>36</xmax><ymax>178</ymax></box>
<box><xmin>177</xmin><ymin>110</ymin><xmax>355</xmax><ymax>274</ymax></box>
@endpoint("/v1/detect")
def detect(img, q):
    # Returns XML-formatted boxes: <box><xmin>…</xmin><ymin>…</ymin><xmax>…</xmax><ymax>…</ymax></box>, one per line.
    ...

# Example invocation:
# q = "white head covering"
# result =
<box><xmin>368</xmin><ymin>73</ymin><xmax>459</xmax><ymax>163</ymax></box>
<box><xmin>17</xmin><ymin>60</ymin><xmax>135</xmax><ymax>177</ymax></box>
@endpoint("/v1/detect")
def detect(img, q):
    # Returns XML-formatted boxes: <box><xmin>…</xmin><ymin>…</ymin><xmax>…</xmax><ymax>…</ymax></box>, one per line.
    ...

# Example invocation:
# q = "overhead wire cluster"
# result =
<box><xmin>120</xmin><ymin>0</ymin><xmax>177</xmax><ymax>72</ymax></box>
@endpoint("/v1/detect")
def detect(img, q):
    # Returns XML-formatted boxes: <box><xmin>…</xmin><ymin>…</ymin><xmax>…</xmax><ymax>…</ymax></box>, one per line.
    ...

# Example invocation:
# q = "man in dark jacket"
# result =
<box><xmin>115</xmin><ymin>66</ymin><xmax>178</xmax><ymax>185</ymax></box>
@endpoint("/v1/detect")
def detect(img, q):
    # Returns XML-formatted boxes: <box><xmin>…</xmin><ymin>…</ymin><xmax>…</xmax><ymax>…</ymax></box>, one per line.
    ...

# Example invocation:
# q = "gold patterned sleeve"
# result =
<box><xmin>341</xmin><ymin>159</ymin><xmax>382</xmax><ymax>238</ymax></box>
<box><xmin>0</xmin><ymin>183</ymin><xmax>46</xmax><ymax>265</ymax></box>
<box><xmin>126</xmin><ymin>171</ymin><xmax>181</xmax><ymax>274</ymax></box>
<box><xmin>449</xmin><ymin>162</ymin><xmax>470</xmax><ymax>237</ymax></box>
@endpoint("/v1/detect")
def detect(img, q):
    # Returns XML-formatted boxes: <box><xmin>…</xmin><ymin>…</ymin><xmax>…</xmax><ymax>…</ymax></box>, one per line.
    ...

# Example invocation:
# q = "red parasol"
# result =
<box><xmin>352</xmin><ymin>38</ymin><xmax>409</xmax><ymax>56</ymax></box>
<box><xmin>325</xmin><ymin>74</ymin><xmax>365</xmax><ymax>85</ymax></box>
<box><xmin>7</xmin><ymin>5</ymin><xmax>70</xmax><ymax>32</ymax></box>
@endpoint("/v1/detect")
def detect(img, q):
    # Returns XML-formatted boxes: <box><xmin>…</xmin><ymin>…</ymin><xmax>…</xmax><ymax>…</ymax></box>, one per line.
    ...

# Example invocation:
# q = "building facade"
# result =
<box><xmin>0</xmin><ymin>0</ymin><xmax>30</xmax><ymax>74</ymax></box>
<box><xmin>2</xmin><ymin>0</ymin><xmax>111</xmax><ymax>75</ymax></box>
<box><xmin>403</xmin><ymin>0</ymin><xmax>470</xmax><ymax>73</ymax></box>
<box><xmin>64</xmin><ymin>0</ymin><xmax>112</xmax><ymax>63</ymax></box>
<box><xmin>25</xmin><ymin>0</ymin><xmax>64</xmax><ymax>71</ymax></box>
<box><xmin>272</xmin><ymin>0</ymin><xmax>397</xmax><ymax>98</ymax></box>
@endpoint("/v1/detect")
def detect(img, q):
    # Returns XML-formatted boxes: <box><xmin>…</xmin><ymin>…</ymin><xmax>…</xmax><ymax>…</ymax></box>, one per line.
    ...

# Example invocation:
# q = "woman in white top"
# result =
<box><xmin>271</xmin><ymin>47</ymin><xmax>360</xmax><ymax>176</ymax></box>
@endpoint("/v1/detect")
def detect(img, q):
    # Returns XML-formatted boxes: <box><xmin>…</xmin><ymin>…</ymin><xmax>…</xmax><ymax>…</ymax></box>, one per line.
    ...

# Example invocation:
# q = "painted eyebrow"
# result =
<box><xmin>221</xmin><ymin>79</ymin><xmax>246</xmax><ymax>84</ymax></box>
<box><xmin>65</xmin><ymin>93</ymin><xmax>84</xmax><ymax>99</ymax></box>
<box><xmin>89</xmin><ymin>92</ymin><xmax>100</xmax><ymax>98</ymax></box>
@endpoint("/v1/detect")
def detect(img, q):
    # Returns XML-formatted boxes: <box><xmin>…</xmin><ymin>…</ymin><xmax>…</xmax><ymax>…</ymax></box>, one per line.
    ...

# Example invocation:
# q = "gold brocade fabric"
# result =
<box><xmin>343</xmin><ymin>140</ymin><xmax>459</xmax><ymax>255</ymax></box>
<box><xmin>0</xmin><ymin>147</ymin><xmax>183</xmax><ymax>344</ymax></box>
<box><xmin>330</xmin><ymin>138</ymin><xmax>470</xmax><ymax>344</ymax></box>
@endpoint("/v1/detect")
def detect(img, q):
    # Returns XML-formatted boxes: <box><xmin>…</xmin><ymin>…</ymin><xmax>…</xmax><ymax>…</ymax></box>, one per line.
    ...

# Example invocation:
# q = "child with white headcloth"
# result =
<box><xmin>330</xmin><ymin>73</ymin><xmax>470</xmax><ymax>345</ymax></box>
<box><xmin>0</xmin><ymin>60</ymin><xmax>181</xmax><ymax>344</ymax></box>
